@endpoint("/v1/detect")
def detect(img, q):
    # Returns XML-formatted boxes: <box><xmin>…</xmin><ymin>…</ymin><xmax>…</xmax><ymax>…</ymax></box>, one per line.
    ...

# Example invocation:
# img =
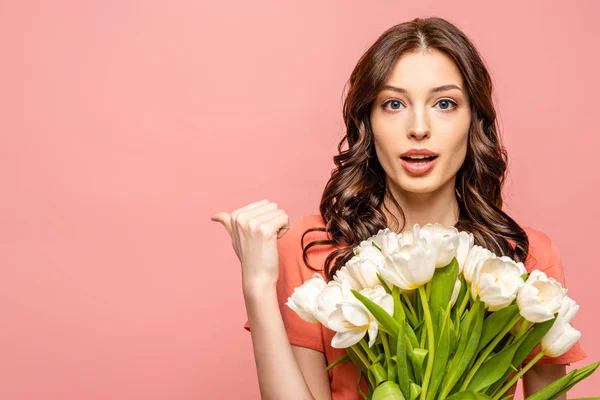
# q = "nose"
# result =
<box><xmin>407</xmin><ymin>108</ymin><xmax>430</xmax><ymax>140</ymax></box>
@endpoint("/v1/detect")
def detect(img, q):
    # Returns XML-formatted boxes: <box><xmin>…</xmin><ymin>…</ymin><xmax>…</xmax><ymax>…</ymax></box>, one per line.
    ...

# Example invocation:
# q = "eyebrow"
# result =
<box><xmin>381</xmin><ymin>84</ymin><xmax>463</xmax><ymax>94</ymax></box>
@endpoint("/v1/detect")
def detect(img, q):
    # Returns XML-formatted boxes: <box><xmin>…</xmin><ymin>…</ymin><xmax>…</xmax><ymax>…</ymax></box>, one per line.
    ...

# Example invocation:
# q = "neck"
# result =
<box><xmin>382</xmin><ymin>176</ymin><xmax>460</xmax><ymax>234</ymax></box>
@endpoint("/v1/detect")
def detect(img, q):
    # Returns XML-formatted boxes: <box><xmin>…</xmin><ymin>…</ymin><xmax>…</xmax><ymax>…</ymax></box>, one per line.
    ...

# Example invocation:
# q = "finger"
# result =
<box><xmin>210</xmin><ymin>212</ymin><xmax>232</xmax><ymax>235</ymax></box>
<box><xmin>248</xmin><ymin>209</ymin><xmax>285</xmax><ymax>229</ymax></box>
<box><xmin>239</xmin><ymin>201</ymin><xmax>279</xmax><ymax>222</ymax></box>
<box><xmin>235</xmin><ymin>199</ymin><xmax>270</xmax><ymax>214</ymax></box>
<box><xmin>261</xmin><ymin>211</ymin><xmax>290</xmax><ymax>239</ymax></box>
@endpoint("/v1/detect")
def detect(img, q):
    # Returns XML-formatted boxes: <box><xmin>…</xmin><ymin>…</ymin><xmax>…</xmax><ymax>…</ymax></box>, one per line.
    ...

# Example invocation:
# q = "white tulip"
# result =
<box><xmin>333</xmin><ymin>246</ymin><xmax>384</xmax><ymax>291</ymax></box>
<box><xmin>517</xmin><ymin>270</ymin><xmax>566</xmax><ymax>323</ymax></box>
<box><xmin>498</xmin><ymin>255</ymin><xmax>527</xmax><ymax>277</ymax></box>
<box><xmin>398</xmin><ymin>224</ymin><xmax>420</xmax><ymax>247</ymax></box>
<box><xmin>313</xmin><ymin>279</ymin><xmax>354</xmax><ymax>328</ymax></box>
<box><xmin>456</xmin><ymin>231</ymin><xmax>475</xmax><ymax>274</ymax></box>
<box><xmin>557</xmin><ymin>295</ymin><xmax>579</xmax><ymax>323</ymax></box>
<box><xmin>418</xmin><ymin>223</ymin><xmax>460</xmax><ymax>268</ymax></box>
<box><xmin>378</xmin><ymin>240</ymin><xmax>437</xmax><ymax>290</ymax></box>
<box><xmin>471</xmin><ymin>256</ymin><xmax>524</xmax><ymax>311</ymax></box>
<box><xmin>285</xmin><ymin>273</ymin><xmax>327</xmax><ymax>323</ymax></box>
<box><xmin>541</xmin><ymin>316</ymin><xmax>581</xmax><ymax>357</ymax></box>
<box><xmin>333</xmin><ymin>266</ymin><xmax>362</xmax><ymax>291</ymax></box>
<box><xmin>449</xmin><ymin>278</ymin><xmax>462</xmax><ymax>308</ymax></box>
<box><xmin>463</xmin><ymin>245</ymin><xmax>495</xmax><ymax>284</ymax></box>
<box><xmin>328</xmin><ymin>286</ymin><xmax>394</xmax><ymax>348</ymax></box>
<box><xmin>371</xmin><ymin>228</ymin><xmax>400</xmax><ymax>257</ymax></box>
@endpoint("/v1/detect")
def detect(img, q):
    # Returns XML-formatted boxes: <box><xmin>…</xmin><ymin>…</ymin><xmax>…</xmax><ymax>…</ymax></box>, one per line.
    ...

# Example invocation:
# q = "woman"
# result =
<box><xmin>211</xmin><ymin>17</ymin><xmax>586</xmax><ymax>399</ymax></box>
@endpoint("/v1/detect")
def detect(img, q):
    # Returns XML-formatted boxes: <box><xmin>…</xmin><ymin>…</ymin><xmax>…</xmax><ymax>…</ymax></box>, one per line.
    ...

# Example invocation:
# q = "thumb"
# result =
<box><xmin>210</xmin><ymin>212</ymin><xmax>232</xmax><ymax>235</ymax></box>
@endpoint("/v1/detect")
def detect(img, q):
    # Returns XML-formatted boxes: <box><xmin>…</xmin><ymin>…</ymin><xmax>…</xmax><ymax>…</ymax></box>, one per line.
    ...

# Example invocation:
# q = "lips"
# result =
<box><xmin>400</xmin><ymin>148</ymin><xmax>439</xmax><ymax>158</ymax></box>
<box><xmin>400</xmin><ymin>155</ymin><xmax>438</xmax><ymax>174</ymax></box>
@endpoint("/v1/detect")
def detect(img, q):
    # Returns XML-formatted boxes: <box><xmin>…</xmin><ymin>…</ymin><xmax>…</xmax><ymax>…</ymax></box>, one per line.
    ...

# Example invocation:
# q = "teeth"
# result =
<box><xmin>406</xmin><ymin>155</ymin><xmax>435</xmax><ymax>159</ymax></box>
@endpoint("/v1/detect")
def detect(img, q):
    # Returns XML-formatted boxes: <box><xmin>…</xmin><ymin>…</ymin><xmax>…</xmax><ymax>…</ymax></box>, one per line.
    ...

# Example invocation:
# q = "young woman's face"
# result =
<box><xmin>370</xmin><ymin>48</ymin><xmax>471</xmax><ymax>194</ymax></box>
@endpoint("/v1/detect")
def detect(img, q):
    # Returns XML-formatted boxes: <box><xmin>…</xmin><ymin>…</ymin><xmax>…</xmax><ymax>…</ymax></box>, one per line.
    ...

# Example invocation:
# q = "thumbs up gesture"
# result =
<box><xmin>210</xmin><ymin>200</ymin><xmax>290</xmax><ymax>293</ymax></box>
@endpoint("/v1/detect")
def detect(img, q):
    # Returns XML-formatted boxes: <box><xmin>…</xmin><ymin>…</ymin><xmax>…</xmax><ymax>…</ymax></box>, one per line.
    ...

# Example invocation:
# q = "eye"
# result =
<box><xmin>381</xmin><ymin>98</ymin><xmax>458</xmax><ymax>112</ymax></box>
<box><xmin>435</xmin><ymin>99</ymin><xmax>458</xmax><ymax>111</ymax></box>
<box><xmin>382</xmin><ymin>99</ymin><xmax>404</xmax><ymax>111</ymax></box>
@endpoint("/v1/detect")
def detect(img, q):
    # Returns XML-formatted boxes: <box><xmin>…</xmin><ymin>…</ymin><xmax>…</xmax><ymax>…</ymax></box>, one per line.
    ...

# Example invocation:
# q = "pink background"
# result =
<box><xmin>1</xmin><ymin>1</ymin><xmax>598</xmax><ymax>398</ymax></box>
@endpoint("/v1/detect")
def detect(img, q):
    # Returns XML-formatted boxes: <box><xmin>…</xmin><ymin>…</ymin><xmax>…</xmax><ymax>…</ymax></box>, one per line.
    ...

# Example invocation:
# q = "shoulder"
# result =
<box><xmin>520</xmin><ymin>225</ymin><xmax>562</xmax><ymax>274</ymax></box>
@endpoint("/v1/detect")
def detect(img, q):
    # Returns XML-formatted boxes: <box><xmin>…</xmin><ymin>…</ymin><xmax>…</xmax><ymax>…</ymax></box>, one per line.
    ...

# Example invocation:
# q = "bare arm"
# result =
<box><xmin>212</xmin><ymin>200</ymin><xmax>331</xmax><ymax>400</ymax></box>
<box><xmin>244</xmin><ymin>284</ymin><xmax>332</xmax><ymax>400</ymax></box>
<box><xmin>523</xmin><ymin>363</ymin><xmax>567</xmax><ymax>399</ymax></box>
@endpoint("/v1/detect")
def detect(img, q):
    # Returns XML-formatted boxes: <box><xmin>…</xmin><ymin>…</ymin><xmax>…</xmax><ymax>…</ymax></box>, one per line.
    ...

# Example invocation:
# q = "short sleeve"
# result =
<box><xmin>243</xmin><ymin>216</ymin><xmax>326</xmax><ymax>353</ymax></box>
<box><xmin>523</xmin><ymin>237</ymin><xmax>587</xmax><ymax>365</ymax></box>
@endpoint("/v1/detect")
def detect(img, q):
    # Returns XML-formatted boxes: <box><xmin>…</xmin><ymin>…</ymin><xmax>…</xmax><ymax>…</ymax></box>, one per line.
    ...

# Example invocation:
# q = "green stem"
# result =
<box><xmin>418</xmin><ymin>285</ymin><xmax>435</xmax><ymax>400</ymax></box>
<box><xmin>381</xmin><ymin>332</ymin><xmax>391</xmax><ymax>362</ymax></box>
<box><xmin>456</xmin><ymin>287</ymin><xmax>470</xmax><ymax>320</ymax></box>
<box><xmin>460</xmin><ymin>312</ymin><xmax>523</xmax><ymax>390</ymax></box>
<box><xmin>359</xmin><ymin>338</ymin><xmax>378</xmax><ymax>363</ymax></box>
<box><xmin>491</xmin><ymin>352</ymin><xmax>545</xmax><ymax>399</ymax></box>
<box><xmin>381</xmin><ymin>332</ymin><xmax>393</xmax><ymax>377</ymax></box>
<box><xmin>402</xmin><ymin>292</ymin><xmax>419</xmax><ymax>326</ymax></box>
<box><xmin>351</xmin><ymin>342</ymin><xmax>372</xmax><ymax>367</ymax></box>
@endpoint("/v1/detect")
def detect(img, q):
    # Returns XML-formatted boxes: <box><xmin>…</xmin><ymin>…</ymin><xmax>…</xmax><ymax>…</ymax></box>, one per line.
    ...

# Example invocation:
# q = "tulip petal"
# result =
<box><xmin>331</xmin><ymin>328</ymin><xmax>366</xmax><ymax>348</ymax></box>
<box><xmin>340</xmin><ymin>302</ymin><xmax>370</xmax><ymax>327</ymax></box>
<box><xmin>367</xmin><ymin>320</ymin><xmax>378</xmax><ymax>347</ymax></box>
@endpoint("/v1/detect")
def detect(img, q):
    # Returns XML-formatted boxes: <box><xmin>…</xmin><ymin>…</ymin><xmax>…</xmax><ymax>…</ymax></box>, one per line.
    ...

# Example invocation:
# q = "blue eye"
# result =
<box><xmin>382</xmin><ymin>100</ymin><xmax>404</xmax><ymax>110</ymax></box>
<box><xmin>381</xmin><ymin>99</ymin><xmax>458</xmax><ymax>111</ymax></box>
<box><xmin>435</xmin><ymin>99</ymin><xmax>458</xmax><ymax>110</ymax></box>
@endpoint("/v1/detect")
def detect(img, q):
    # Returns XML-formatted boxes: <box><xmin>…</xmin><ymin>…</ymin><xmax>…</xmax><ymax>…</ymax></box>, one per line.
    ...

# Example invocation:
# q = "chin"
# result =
<box><xmin>398</xmin><ymin>180</ymin><xmax>438</xmax><ymax>194</ymax></box>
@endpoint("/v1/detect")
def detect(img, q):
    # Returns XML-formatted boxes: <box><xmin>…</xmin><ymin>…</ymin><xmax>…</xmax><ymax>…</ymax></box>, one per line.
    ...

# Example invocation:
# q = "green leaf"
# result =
<box><xmin>477</xmin><ymin>305</ymin><xmax>519</xmax><ymax>353</ymax></box>
<box><xmin>325</xmin><ymin>354</ymin><xmax>350</xmax><ymax>371</ymax></box>
<box><xmin>392</xmin><ymin>285</ymin><xmax>406</xmax><ymax>324</ymax></box>
<box><xmin>512</xmin><ymin>317</ymin><xmax>556</xmax><ymax>367</ymax></box>
<box><xmin>429</xmin><ymin>258</ymin><xmax>459</xmax><ymax>330</ymax></box>
<box><xmin>439</xmin><ymin>298</ymin><xmax>485</xmax><ymax>399</ymax></box>
<box><xmin>446</xmin><ymin>390</ymin><xmax>494</xmax><ymax>399</ymax></box>
<box><xmin>351</xmin><ymin>289</ymin><xmax>400</xmax><ymax>336</ymax></box>
<box><xmin>368</xmin><ymin>362</ymin><xmax>388</xmax><ymax>386</ymax></box>
<box><xmin>396</xmin><ymin>318</ymin><xmax>410</xmax><ymax>399</ymax></box>
<box><xmin>427</xmin><ymin>306</ymin><xmax>452</xmax><ymax>400</ymax></box>
<box><xmin>410</xmin><ymin>348</ymin><xmax>428</xmax><ymax>383</ymax></box>
<box><xmin>467</xmin><ymin>333</ymin><xmax>528</xmax><ymax>392</ymax></box>
<box><xmin>405</xmin><ymin>320</ymin><xmax>419</xmax><ymax>353</ymax></box>
<box><xmin>527</xmin><ymin>361</ymin><xmax>600</xmax><ymax>400</ymax></box>
<box><xmin>448</xmin><ymin>315</ymin><xmax>459</xmax><ymax>356</ymax></box>
<box><xmin>372</xmin><ymin>381</ymin><xmax>406</xmax><ymax>400</ymax></box>
<box><xmin>552</xmin><ymin>361</ymin><xmax>600</xmax><ymax>398</ymax></box>
<box><xmin>409</xmin><ymin>382</ymin><xmax>422</xmax><ymax>400</ymax></box>
<box><xmin>377</xmin><ymin>272</ymin><xmax>393</xmax><ymax>294</ymax></box>
<box><xmin>524</xmin><ymin>369</ymin><xmax>577</xmax><ymax>400</ymax></box>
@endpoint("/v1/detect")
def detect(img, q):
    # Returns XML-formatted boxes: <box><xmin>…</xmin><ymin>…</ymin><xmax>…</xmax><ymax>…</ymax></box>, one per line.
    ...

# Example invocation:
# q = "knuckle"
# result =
<box><xmin>258</xmin><ymin>225</ymin><xmax>271</xmax><ymax>237</ymax></box>
<box><xmin>247</xmin><ymin>219</ymin><xmax>259</xmax><ymax>231</ymax></box>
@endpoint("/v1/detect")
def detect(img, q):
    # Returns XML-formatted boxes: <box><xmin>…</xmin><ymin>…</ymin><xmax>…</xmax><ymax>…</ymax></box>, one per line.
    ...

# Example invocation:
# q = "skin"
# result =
<box><xmin>211</xmin><ymin>48</ymin><xmax>566</xmax><ymax>399</ymax></box>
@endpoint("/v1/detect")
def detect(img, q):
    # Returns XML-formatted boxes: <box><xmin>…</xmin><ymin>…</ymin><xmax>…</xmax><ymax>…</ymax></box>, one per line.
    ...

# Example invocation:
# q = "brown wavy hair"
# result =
<box><xmin>300</xmin><ymin>16</ymin><xmax>529</xmax><ymax>282</ymax></box>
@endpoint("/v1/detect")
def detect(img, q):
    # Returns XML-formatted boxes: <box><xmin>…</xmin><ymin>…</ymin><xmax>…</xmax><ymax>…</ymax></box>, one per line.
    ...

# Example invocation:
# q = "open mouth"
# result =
<box><xmin>400</xmin><ymin>156</ymin><xmax>438</xmax><ymax>165</ymax></box>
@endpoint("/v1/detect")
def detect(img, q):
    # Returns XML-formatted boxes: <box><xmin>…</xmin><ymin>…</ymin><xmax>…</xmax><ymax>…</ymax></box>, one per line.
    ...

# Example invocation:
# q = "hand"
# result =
<box><xmin>210</xmin><ymin>199</ymin><xmax>290</xmax><ymax>293</ymax></box>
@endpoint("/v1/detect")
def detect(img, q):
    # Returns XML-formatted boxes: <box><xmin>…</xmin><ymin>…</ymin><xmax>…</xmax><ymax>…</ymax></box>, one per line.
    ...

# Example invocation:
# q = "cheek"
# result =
<box><xmin>441</xmin><ymin>130</ymin><xmax>469</xmax><ymax>172</ymax></box>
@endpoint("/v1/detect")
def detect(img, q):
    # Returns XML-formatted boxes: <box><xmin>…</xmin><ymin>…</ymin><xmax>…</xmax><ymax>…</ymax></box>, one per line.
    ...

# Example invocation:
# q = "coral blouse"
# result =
<box><xmin>243</xmin><ymin>214</ymin><xmax>586</xmax><ymax>399</ymax></box>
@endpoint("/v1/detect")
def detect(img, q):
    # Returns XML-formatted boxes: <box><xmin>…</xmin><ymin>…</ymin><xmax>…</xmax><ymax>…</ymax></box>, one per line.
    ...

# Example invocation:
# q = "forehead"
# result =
<box><xmin>384</xmin><ymin>49</ymin><xmax>464</xmax><ymax>90</ymax></box>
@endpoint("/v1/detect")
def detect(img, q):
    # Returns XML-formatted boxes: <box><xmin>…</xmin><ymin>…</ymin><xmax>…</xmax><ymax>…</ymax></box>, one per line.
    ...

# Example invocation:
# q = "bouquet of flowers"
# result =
<box><xmin>286</xmin><ymin>223</ymin><xmax>598</xmax><ymax>400</ymax></box>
